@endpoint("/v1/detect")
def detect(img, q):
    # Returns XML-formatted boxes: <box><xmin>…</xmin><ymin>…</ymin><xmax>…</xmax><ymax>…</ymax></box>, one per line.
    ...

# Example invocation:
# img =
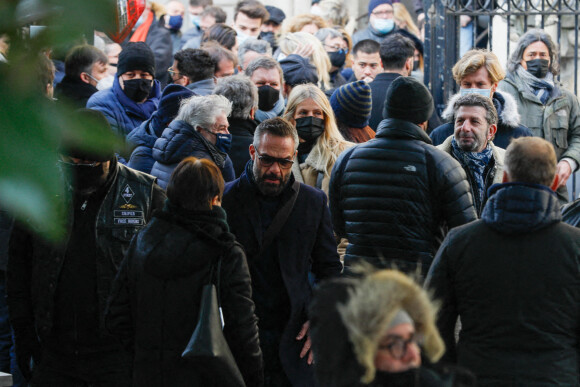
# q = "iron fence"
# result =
<box><xmin>423</xmin><ymin>0</ymin><xmax>580</xmax><ymax>199</ymax></box>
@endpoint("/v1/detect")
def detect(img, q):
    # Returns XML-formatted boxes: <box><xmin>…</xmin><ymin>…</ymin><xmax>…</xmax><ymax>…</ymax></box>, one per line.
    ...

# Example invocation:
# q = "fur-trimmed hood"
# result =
<box><xmin>337</xmin><ymin>270</ymin><xmax>445</xmax><ymax>384</ymax></box>
<box><xmin>441</xmin><ymin>90</ymin><xmax>521</xmax><ymax>128</ymax></box>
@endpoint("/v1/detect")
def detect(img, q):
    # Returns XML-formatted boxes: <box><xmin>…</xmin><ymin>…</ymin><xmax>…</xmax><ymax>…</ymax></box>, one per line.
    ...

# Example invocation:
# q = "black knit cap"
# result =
<box><xmin>280</xmin><ymin>54</ymin><xmax>318</xmax><ymax>86</ymax></box>
<box><xmin>383</xmin><ymin>76</ymin><xmax>434</xmax><ymax>124</ymax></box>
<box><xmin>117</xmin><ymin>42</ymin><xmax>156</xmax><ymax>78</ymax></box>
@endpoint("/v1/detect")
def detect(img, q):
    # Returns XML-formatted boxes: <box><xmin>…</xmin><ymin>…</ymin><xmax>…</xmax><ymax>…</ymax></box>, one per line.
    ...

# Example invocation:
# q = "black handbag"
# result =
<box><xmin>182</xmin><ymin>255</ymin><xmax>246</xmax><ymax>387</ymax></box>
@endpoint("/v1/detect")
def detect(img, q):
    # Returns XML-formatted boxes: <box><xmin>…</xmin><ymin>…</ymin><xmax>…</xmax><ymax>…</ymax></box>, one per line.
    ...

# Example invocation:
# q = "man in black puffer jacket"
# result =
<box><xmin>426</xmin><ymin>137</ymin><xmax>580</xmax><ymax>386</ymax></box>
<box><xmin>330</xmin><ymin>77</ymin><xmax>476</xmax><ymax>278</ymax></box>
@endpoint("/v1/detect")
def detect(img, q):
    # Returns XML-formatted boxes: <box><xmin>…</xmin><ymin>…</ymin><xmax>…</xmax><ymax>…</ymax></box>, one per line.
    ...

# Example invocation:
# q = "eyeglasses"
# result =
<box><xmin>378</xmin><ymin>334</ymin><xmax>421</xmax><ymax>360</ymax></box>
<box><xmin>372</xmin><ymin>10</ymin><xmax>394</xmax><ymax>17</ymax></box>
<box><xmin>167</xmin><ymin>67</ymin><xmax>182</xmax><ymax>78</ymax></box>
<box><xmin>255</xmin><ymin>149</ymin><xmax>294</xmax><ymax>169</ymax></box>
<box><xmin>324</xmin><ymin>44</ymin><xmax>349</xmax><ymax>54</ymax></box>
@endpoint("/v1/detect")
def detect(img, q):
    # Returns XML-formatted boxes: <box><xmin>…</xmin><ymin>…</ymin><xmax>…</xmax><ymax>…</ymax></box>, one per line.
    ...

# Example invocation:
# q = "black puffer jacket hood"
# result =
<box><xmin>482</xmin><ymin>182</ymin><xmax>561</xmax><ymax>234</ymax></box>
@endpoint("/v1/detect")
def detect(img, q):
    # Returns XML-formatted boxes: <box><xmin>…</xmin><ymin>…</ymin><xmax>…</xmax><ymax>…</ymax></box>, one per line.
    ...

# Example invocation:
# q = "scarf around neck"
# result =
<box><xmin>451</xmin><ymin>137</ymin><xmax>493</xmax><ymax>203</ymax></box>
<box><xmin>515</xmin><ymin>65</ymin><xmax>555</xmax><ymax>105</ymax></box>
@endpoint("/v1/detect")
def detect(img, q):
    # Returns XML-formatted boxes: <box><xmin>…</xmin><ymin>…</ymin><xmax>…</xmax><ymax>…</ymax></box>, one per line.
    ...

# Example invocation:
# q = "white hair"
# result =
<box><xmin>176</xmin><ymin>94</ymin><xmax>232</xmax><ymax>129</ymax></box>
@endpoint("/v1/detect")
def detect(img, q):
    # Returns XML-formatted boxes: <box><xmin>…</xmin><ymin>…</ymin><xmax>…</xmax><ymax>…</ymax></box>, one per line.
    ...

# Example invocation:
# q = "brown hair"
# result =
<box><xmin>234</xmin><ymin>0</ymin><xmax>269</xmax><ymax>23</ymax></box>
<box><xmin>452</xmin><ymin>49</ymin><xmax>505</xmax><ymax>84</ymax></box>
<box><xmin>504</xmin><ymin>137</ymin><xmax>557</xmax><ymax>187</ymax></box>
<box><xmin>167</xmin><ymin>157</ymin><xmax>225</xmax><ymax>211</ymax></box>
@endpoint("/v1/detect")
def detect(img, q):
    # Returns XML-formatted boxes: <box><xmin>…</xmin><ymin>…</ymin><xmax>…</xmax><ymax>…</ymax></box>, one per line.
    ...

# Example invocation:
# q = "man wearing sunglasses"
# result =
<box><xmin>222</xmin><ymin>117</ymin><xmax>342</xmax><ymax>387</ymax></box>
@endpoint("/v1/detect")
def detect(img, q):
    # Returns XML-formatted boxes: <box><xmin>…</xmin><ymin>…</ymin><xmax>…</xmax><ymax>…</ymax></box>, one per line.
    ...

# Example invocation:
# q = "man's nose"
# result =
<box><xmin>268</xmin><ymin>161</ymin><xmax>282</xmax><ymax>174</ymax></box>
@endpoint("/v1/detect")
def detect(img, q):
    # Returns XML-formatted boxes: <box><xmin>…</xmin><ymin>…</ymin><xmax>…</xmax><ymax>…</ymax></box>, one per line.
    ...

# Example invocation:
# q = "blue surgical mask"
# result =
<box><xmin>168</xmin><ymin>15</ymin><xmax>183</xmax><ymax>31</ymax></box>
<box><xmin>459</xmin><ymin>88</ymin><xmax>492</xmax><ymax>98</ymax></box>
<box><xmin>372</xmin><ymin>18</ymin><xmax>395</xmax><ymax>34</ymax></box>
<box><xmin>215</xmin><ymin>133</ymin><xmax>232</xmax><ymax>153</ymax></box>
<box><xmin>203</xmin><ymin>128</ymin><xmax>232</xmax><ymax>153</ymax></box>
<box><xmin>190</xmin><ymin>14</ymin><xmax>201</xmax><ymax>28</ymax></box>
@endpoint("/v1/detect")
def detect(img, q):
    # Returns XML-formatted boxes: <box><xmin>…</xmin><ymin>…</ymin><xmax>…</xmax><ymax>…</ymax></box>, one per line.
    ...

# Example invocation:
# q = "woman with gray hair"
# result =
<box><xmin>498</xmin><ymin>28</ymin><xmax>580</xmax><ymax>204</ymax></box>
<box><xmin>150</xmin><ymin>94</ymin><xmax>235</xmax><ymax>188</ymax></box>
<box><xmin>214</xmin><ymin>74</ymin><xmax>260</xmax><ymax>177</ymax></box>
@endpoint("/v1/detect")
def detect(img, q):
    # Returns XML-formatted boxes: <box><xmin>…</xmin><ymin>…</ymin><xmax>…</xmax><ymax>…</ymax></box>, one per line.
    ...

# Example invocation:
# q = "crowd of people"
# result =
<box><xmin>1</xmin><ymin>0</ymin><xmax>580</xmax><ymax>386</ymax></box>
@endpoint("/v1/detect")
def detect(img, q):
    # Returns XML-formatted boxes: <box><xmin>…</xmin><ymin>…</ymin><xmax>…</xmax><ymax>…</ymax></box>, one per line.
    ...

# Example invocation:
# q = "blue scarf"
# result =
<box><xmin>254</xmin><ymin>95</ymin><xmax>285</xmax><ymax>123</ymax></box>
<box><xmin>451</xmin><ymin>137</ymin><xmax>493</xmax><ymax>203</ymax></box>
<box><xmin>515</xmin><ymin>65</ymin><xmax>555</xmax><ymax>105</ymax></box>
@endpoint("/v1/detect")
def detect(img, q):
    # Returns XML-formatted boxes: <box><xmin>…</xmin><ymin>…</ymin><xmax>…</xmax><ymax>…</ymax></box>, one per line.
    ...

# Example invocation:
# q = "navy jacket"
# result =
<box><xmin>426</xmin><ymin>183</ymin><xmax>580</xmax><ymax>385</ymax></box>
<box><xmin>330</xmin><ymin>118</ymin><xmax>477</xmax><ymax>276</ymax></box>
<box><xmin>127</xmin><ymin>118</ymin><xmax>158</xmax><ymax>174</ymax></box>
<box><xmin>87</xmin><ymin>76</ymin><xmax>161</xmax><ymax>138</ymax></box>
<box><xmin>150</xmin><ymin>120</ymin><xmax>235</xmax><ymax>189</ymax></box>
<box><xmin>227</xmin><ymin>117</ymin><xmax>257</xmax><ymax>178</ymax></box>
<box><xmin>430</xmin><ymin>91</ymin><xmax>533</xmax><ymax>149</ymax></box>
<box><xmin>222</xmin><ymin>165</ymin><xmax>342</xmax><ymax>387</ymax></box>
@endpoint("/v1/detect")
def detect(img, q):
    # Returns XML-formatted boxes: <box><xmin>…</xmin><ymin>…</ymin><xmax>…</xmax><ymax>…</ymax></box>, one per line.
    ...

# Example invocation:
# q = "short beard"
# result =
<box><xmin>252</xmin><ymin>161</ymin><xmax>288</xmax><ymax>196</ymax></box>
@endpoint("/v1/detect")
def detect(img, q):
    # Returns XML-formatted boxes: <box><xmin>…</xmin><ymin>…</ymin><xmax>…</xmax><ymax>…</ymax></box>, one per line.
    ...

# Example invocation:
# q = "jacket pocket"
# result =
<box><xmin>109</xmin><ymin>227</ymin><xmax>140</xmax><ymax>268</ymax></box>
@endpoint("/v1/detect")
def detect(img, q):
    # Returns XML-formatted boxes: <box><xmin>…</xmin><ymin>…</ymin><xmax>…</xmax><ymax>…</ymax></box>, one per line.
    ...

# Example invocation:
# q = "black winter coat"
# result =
<box><xmin>426</xmin><ymin>183</ymin><xmax>580</xmax><ymax>386</ymax></box>
<box><xmin>223</xmin><ymin>165</ymin><xmax>342</xmax><ymax>387</ymax></box>
<box><xmin>227</xmin><ymin>117</ymin><xmax>257</xmax><ymax>178</ymax></box>
<box><xmin>106</xmin><ymin>205</ymin><xmax>263</xmax><ymax>387</ymax></box>
<box><xmin>54</xmin><ymin>75</ymin><xmax>99</xmax><ymax>108</ymax></box>
<box><xmin>330</xmin><ymin>118</ymin><xmax>477</xmax><ymax>276</ymax></box>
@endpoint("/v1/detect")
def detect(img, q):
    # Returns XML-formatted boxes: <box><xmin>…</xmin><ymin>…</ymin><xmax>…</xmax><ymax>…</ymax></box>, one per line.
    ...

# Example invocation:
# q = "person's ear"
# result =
<box><xmin>405</xmin><ymin>57</ymin><xmax>413</xmax><ymax>75</ymax></box>
<box><xmin>417</xmin><ymin>121</ymin><xmax>428</xmax><ymax>131</ymax></box>
<box><xmin>80</xmin><ymin>72</ymin><xmax>91</xmax><ymax>84</ymax></box>
<box><xmin>249</xmin><ymin>143</ymin><xmax>256</xmax><ymax>159</ymax></box>
<box><xmin>250</xmin><ymin>106</ymin><xmax>256</xmax><ymax>119</ymax></box>
<box><xmin>490</xmin><ymin>82</ymin><xmax>498</xmax><ymax>95</ymax></box>
<box><xmin>211</xmin><ymin>195</ymin><xmax>221</xmax><ymax>206</ymax></box>
<box><xmin>550</xmin><ymin>174</ymin><xmax>560</xmax><ymax>191</ymax></box>
<box><xmin>487</xmin><ymin>124</ymin><xmax>497</xmax><ymax>141</ymax></box>
<box><xmin>502</xmin><ymin>170</ymin><xmax>509</xmax><ymax>183</ymax></box>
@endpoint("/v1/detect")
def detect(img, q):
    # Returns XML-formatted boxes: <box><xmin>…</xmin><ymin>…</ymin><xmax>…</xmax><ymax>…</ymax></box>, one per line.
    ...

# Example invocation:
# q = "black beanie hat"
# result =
<box><xmin>383</xmin><ymin>76</ymin><xmax>434</xmax><ymax>124</ymax></box>
<box><xmin>117</xmin><ymin>42</ymin><xmax>156</xmax><ymax>78</ymax></box>
<box><xmin>280</xmin><ymin>54</ymin><xmax>319</xmax><ymax>87</ymax></box>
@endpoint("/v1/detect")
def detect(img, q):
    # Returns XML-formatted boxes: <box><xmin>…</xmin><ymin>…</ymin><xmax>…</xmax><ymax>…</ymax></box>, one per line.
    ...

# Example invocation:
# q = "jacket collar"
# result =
<box><xmin>441</xmin><ymin>90</ymin><xmax>522</xmax><ymax>128</ymax></box>
<box><xmin>373</xmin><ymin>72</ymin><xmax>401</xmax><ymax>83</ymax></box>
<box><xmin>227</xmin><ymin>117</ymin><xmax>258</xmax><ymax>136</ymax></box>
<box><xmin>482</xmin><ymin>182</ymin><xmax>561</xmax><ymax>234</ymax></box>
<box><xmin>112</xmin><ymin>75</ymin><xmax>161</xmax><ymax>119</ymax></box>
<box><xmin>186</xmin><ymin>78</ymin><xmax>215</xmax><ymax>96</ymax></box>
<box><xmin>375</xmin><ymin>118</ymin><xmax>432</xmax><ymax>144</ymax></box>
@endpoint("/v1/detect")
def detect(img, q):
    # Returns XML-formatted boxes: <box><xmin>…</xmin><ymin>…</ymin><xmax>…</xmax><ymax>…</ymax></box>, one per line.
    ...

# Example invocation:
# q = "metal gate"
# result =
<box><xmin>423</xmin><ymin>0</ymin><xmax>580</xmax><ymax>199</ymax></box>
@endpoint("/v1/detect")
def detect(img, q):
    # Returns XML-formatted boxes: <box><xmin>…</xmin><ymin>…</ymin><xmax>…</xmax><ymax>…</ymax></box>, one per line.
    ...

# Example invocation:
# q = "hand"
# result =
<box><xmin>556</xmin><ymin>160</ymin><xmax>573</xmax><ymax>187</ymax></box>
<box><xmin>296</xmin><ymin>321</ymin><xmax>314</xmax><ymax>365</ymax></box>
<box><xmin>460</xmin><ymin>15</ymin><xmax>472</xmax><ymax>28</ymax></box>
<box><xmin>293</xmin><ymin>43</ymin><xmax>314</xmax><ymax>59</ymax></box>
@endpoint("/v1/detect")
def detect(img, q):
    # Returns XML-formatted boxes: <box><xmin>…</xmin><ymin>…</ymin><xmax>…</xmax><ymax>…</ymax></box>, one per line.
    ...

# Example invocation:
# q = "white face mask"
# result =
<box><xmin>459</xmin><ymin>88</ymin><xmax>492</xmax><ymax>98</ymax></box>
<box><xmin>96</xmin><ymin>75</ymin><xmax>114</xmax><ymax>91</ymax></box>
<box><xmin>235</xmin><ymin>29</ymin><xmax>250</xmax><ymax>46</ymax></box>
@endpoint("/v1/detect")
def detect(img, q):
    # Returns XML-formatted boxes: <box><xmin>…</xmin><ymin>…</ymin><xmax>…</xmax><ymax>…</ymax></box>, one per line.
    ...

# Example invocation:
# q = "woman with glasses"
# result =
<box><xmin>309</xmin><ymin>269</ymin><xmax>476</xmax><ymax>386</ymax></box>
<box><xmin>283</xmin><ymin>83</ymin><xmax>352</xmax><ymax>196</ymax></box>
<box><xmin>106</xmin><ymin>157</ymin><xmax>263</xmax><ymax>386</ymax></box>
<box><xmin>315</xmin><ymin>28</ymin><xmax>351</xmax><ymax>92</ymax></box>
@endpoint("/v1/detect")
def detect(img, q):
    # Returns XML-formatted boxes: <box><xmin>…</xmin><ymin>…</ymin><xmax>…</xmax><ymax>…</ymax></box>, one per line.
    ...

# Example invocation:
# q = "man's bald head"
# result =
<box><xmin>504</xmin><ymin>137</ymin><xmax>557</xmax><ymax>187</ymax></box>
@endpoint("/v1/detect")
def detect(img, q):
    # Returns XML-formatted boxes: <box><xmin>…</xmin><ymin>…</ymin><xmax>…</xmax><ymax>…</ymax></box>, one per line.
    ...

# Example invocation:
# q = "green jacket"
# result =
<box><xmin>498</xmin><ymin>73</ymin><xmax>580</xmax><ymax>166</ymax></box>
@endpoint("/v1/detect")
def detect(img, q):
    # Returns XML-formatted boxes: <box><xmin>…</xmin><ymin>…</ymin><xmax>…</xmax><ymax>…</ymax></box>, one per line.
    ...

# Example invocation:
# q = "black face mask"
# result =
<box><xmin>259</xmin><ymin>31</ymin><xmax>276</xmax><ymax>46</ymax></box>
<box><xmin>328</xmin><ymin>51</ymin><xmax>346</xmax><ymax>68</ymax></box>
<box><xmin>413</xmin><ymin>60</ymin><xmax>420</xmax><ymax>72</ymax></box>
<box><xmin>61</xmin><ymin>161</ymin><xmax>110</xmax><ymax>195</ymax></box>
<box><xmin>258</xmin><ymin>85</ymin><xmax>280</xmax><ymax>111</ymax></box>
<box><xmin>525</xmin><ymin>58</ymin><xmax>550</xmax><ymax>79</ymax></box>
<box><xmin>295</xmin><ymin>116</ymin><xmax>325</xmax><ymax>142</ymax></box>
<box><xmin>123</xmin><ymin>78</ymin><xmax>153</xmax><ymax>102</ymax></box>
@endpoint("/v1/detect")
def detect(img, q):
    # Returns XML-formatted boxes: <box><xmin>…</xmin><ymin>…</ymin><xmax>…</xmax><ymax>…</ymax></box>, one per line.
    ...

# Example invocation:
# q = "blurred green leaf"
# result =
<box><xmin>0</xmin><ymin>0</ymin><xmax>122</xmax><ymax>241</ymax></box>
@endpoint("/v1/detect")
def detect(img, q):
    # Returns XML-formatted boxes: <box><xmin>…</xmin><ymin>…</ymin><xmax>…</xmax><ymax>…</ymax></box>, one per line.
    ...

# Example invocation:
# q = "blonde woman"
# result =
<box><xmin>279</xmin><ymin>32</ymin><xmax>332</xmax><ymax>91</ymax></box>
<box><xmin>283</xmin><ymin>84</ymin><xmax>352</xmax><ymax>195</ymax></box>
<box><xmin>393</xmin><ymin>3</ymin><xmax>421</xmax><ymax>39</ymax></box>
<box><xmin>281</xmin><ymin>13</ymin><xmax>328</xmax><ymax>36</ymax></box>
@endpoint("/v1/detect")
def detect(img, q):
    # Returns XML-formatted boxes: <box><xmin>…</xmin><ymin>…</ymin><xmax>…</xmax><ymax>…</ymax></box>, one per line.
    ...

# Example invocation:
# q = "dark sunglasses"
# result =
<box><xmin>255</xmin><ymin>149</ymin><xmax>294</xmax><ymax>169</ymax></box>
